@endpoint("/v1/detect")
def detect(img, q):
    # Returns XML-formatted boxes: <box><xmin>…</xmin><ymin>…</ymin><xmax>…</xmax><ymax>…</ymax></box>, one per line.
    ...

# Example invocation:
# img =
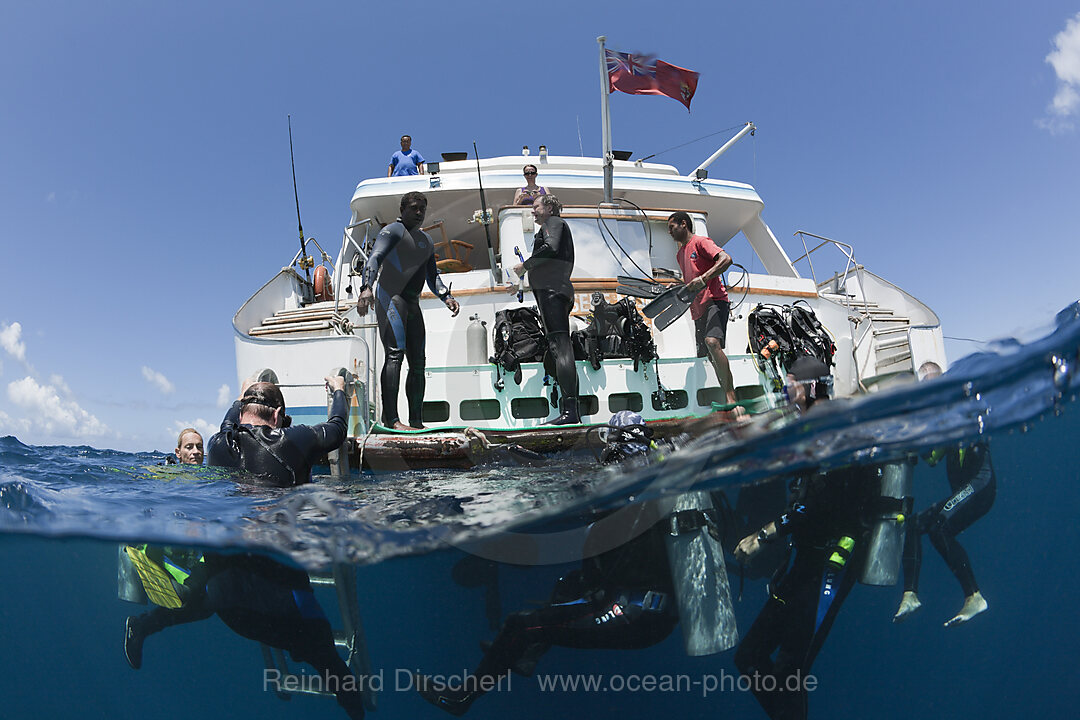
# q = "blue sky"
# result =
<box><xmin>1</xmin><ymin>1</ymin><xmax>1078</xmax><ymax>452</ymax></box>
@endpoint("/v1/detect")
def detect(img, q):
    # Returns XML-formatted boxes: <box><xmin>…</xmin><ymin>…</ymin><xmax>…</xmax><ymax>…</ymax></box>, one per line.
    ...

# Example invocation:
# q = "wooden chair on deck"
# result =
<box><xmin>422</xmin><ymin>220</ymin><xmax>474</xmax><ymax>273</ymax></box>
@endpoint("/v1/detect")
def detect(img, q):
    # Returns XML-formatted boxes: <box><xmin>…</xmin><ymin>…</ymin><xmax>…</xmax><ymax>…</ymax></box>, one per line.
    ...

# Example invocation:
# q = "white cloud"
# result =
<box><xmin>49</xmin><ymin>374</ymin><xmax>73</xmax><ymax>398</ymax></box>
<box><xmin>216</xmin><ymin>383</ymin><xmax>233</xmax><ymax>408</ymax></box>
<box><xmin>1040</xmin><ymin>12</ymin><xmax>1080</xmax><ymax>133</ymax></box>
<box><xmin>0</xmin><ymin>409</ymin><xmax>31</xmax><ymax>436</ymax></box>
<box><xmin>6</xmin><ymin>376</ymin><xmax>108</xmax><ymax>439</ymax></box>
<box><xmin>141</xmin><ymin>365</ymin><xmax>175</xmax><ymax>395</ymax></box>
<box><xmin>167</xmin><ymin>418</ymin><xmax>216</xmax><ymax>446</ymax></box>
<box><xmin>0</xmin><ymin>322</ymin><xmax>27</xmax><ymax>362</ymax></box>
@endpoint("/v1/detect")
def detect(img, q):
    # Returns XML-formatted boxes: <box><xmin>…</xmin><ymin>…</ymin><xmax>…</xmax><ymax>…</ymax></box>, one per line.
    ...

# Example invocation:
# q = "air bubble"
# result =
<box><xmin>1052</xmin><ymin>355</ymin><xmax>1071</xmax><ymax>391</ymax></box>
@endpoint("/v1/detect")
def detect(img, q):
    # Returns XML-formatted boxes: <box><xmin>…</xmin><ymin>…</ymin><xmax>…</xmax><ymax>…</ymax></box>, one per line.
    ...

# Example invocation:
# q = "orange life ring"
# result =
<box><xmin>314</xmin><ymin>265</ymin><xmax>334</xmax><ymax>302</ymax></box>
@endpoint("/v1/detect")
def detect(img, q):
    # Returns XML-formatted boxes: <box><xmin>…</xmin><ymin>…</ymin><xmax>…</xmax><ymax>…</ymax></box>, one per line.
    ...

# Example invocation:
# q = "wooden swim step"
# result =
<box><xmin>248</xmin><ymin>301</ymin><xmax>357</xmax><ymax>337</ymax></box>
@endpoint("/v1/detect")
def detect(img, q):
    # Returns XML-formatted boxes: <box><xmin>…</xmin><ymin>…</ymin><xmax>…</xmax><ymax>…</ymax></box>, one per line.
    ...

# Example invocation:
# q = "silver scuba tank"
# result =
<box><xmin>860</xmin><ymin>462</ymin><xmax>914</xmax><ymax>586</ymax></box>
<box><xmin>117</xmin><ymin>545</ymin><xmax>148</xmax><ymax>604</ymax></box>
<box><xmin>665</xmin><ymin>491</ymin><xmax>739</xmax><ymax>656</ymax></box>
<box><xmin>467</xmin><ymin>314</ymin><xmax>488</xmax><ymax>364</ymax></box>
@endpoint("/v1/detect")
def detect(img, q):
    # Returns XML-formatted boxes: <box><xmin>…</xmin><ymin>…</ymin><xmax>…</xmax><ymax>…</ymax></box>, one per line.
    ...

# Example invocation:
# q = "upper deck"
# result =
<box><xmin>347</xmin><ymin>155</ymin><xmax>797</xmax><ymax>279</ymax></box>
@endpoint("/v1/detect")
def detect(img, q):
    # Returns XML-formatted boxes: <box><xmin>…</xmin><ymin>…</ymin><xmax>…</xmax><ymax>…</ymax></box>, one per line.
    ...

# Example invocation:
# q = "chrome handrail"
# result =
<box><xmin>791</xmin><ymin>230</ymin><xmax>870</xmax><ymax>317</ymax></box>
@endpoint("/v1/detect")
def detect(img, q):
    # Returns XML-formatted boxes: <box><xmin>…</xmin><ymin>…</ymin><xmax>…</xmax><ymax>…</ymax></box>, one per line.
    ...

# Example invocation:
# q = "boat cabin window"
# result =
<box><xmin>696</xmin><ymin>387</ymin><xmax>726</xmax><ymax>407</ymax></box>
<box><xmin>578</xmin><ymin>395</ymin><xmax>599</xmax><ymax>417</ymax></box>
<box><xmin>460</xmin><ymin>399</ymin><xmax>501</xmax><ymax>421</ymax></box>
<box><xmin>422</xmin><ymin>401</ymin><xmax>451</xmax><ymax>424</ymax></box>
<box><xmin>608</xmin><ymin>392</ymin><xmax>643</xmax><ymax>413</ymax></box>
<box><xmin>652</xmin><ymin>389</ymin><xmax>688</xmax><ymax>411</ymax></box>
<box><xmin>511</xmin><ymin>397</ymin><xmax>550</xmax><ymax>419</ymax></box>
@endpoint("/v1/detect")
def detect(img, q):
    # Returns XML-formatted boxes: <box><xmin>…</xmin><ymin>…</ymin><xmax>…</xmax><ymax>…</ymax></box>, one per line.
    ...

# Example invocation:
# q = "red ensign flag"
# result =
<box><xmin>605</xmin><ymin>50</ymin><xmax>700</xmax><ymax>110</ymax></box>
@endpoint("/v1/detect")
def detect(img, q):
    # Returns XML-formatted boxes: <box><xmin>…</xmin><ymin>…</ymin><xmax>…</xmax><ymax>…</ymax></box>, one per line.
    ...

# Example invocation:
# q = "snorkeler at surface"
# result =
<box><xmin>733</xmin><ymin>356</ymin><xmax>881</xmax><ymax>720</ymax></box>
<box><xmin>894</xmin><ymin>361</ymin><xmax>995</xmax><ymax>627</ymax></box>
<box><xmin>356</xmin><ymin>191</ymin><xmax>460</xmax><ymax>430</ymax></box>
<box><xmin>206</xmin><ymin>375</ymin><xmax>348</xmax><ymax>486</ymax></box>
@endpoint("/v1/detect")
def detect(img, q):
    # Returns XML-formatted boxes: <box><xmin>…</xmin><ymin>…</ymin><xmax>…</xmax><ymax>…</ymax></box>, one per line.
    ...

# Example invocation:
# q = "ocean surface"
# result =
<box><xmin>2</xmin><ymin>303</ymin><xmax>1079</xmax><ymax>720</ymax></box>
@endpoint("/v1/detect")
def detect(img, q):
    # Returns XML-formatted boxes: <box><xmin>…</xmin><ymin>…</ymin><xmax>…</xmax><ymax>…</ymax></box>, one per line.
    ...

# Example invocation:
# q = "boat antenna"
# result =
<box><xmin>472</xmin><ymin>142</ymin><xmax>502</xmax><ymax>283</ymax></box>
<box><xmin>288</xmin><ymin>115</ymin><xmax>312</xmax><ymax>283</ymax></box>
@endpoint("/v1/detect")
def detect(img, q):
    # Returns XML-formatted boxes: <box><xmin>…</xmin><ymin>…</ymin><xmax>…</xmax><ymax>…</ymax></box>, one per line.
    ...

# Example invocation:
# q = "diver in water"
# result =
<box><xmin>356</xmin><ymin>191</ymin><xmax>460</xmax><ymax>430</ymax></box>
<box><xmin>418</xmin><ymin>504</ymin><xmax>678</xmax><ymax>716</ymax></box>
<box><xmin>511</xmin><ymin>194</ymin><xmax>580</xmax><ymax>425</ymax></box>
<box><xmin>418</xmin><ymin>412</ymin><xmax>740</xmax><ymax>715</ymax></box>
<box><xmin>894</xmin><ymin>361</ymin><xmax>996</xmax><ymax>626</ymax></box>
<box><xmin>417</xmin><ymin>412</ymin><xmax>699</xmax><ymax>716</ymax></box>
<box><xmin>123</xmin><ymin>552</ymin><xmax>365</xmax><ymax>719</ymax></box>
<box><xmin>733</xmin><ymin>356</ymin><xmax>880</xmax><ymax>720</ymax></box>
<box><xmin>206</xmin><ymin>375</ymin><xmax>348</xmax><ymax>486</ymax></box>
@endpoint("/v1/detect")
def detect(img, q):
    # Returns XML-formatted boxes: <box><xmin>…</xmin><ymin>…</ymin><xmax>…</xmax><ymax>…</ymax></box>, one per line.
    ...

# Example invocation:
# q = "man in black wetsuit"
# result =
<box><xmin>417</xmin><ymin>501</ymin><xmax>678</xmax><ymax>716</ymax></box>
<box><xmin>123</xmin><ymin>552</ymin><xmax>366</xmax><ymax>719</ymax></box>
<box><xmin>733</xmin><ymin>357</ymin><xmax>878</xmax><ymax>720</ymax></box>
<box><xmin>206</xmin><ymin>375</ymin><xmax>349</xmax><ymax>486</ymax></box>
<box><xmin>356</xmin><ymin>191</ymin><xmax>460</xmax><ymax>430</ymax></box>
<box><xmin>512</xmin><ymin>194</ymin><xmax>580</xmax><ymax>425</ymax></box>
<box><xmin>894</xmin><ymin>363</ymin><xmax>996</xmax><ymax>626</ymax></box>
<box><xmin>124</xmin><ymin>375</ymin><xmax>366</xmax><ymax>718</ymax></box>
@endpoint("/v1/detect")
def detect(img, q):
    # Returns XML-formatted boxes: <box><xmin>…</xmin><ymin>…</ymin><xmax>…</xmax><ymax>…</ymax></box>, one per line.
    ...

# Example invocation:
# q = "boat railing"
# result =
<box><xmin>334</xmin><ymin>218</ymin><xmax>376</xmax><ymax>317</ymax></box>
<box><xmin>791</xmin><ymin>231</ymin><xmax>871</xmax><ymax>316</ymax></box>
<box><xmin>276</xmin><ymin>370</ymin><xmax>372</xmax><ymax>437</ymax></box>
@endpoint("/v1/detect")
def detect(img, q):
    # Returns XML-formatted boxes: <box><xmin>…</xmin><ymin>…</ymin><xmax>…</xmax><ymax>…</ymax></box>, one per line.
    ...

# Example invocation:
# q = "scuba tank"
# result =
<box><xmin>467</xmin><ymin>314</ymin><xmax>488</xmax><ymax>365</ymax></box>
<box><xmin>117</xmin><ymin>545</ymin><xmax>148</xmax><ymax>604</ymax></box>
<box><xmin>860</xmin><ymin>462</ymin><xmax>914</xmax><ymax>586</ymax></box>
<box><xmin>665</xmin><ymin>491</ymin><xmax>739</xmax><ymax>656</ymax></box>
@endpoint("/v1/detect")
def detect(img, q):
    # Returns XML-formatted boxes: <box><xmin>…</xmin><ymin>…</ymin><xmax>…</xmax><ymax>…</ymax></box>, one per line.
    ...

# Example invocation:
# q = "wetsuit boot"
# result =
<box><xmin>543</xmin><ymin>396</ymin><xmax>580</xmax><ymax>426</ymax></box>
<box><xmin>124</xmin><ymin>616</ymin><xmax>145</xmax><ymax>670</ymax></box>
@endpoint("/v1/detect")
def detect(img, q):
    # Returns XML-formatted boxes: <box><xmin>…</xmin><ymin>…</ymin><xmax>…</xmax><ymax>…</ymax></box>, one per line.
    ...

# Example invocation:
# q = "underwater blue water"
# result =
<box><xmin>2</xmin><ymin>303</ymin><xmax>1079</xmax><ymax>719</ymax></box>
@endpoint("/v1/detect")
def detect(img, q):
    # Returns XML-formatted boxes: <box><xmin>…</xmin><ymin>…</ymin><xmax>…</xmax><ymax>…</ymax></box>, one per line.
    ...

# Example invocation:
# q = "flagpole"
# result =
<box><xmin>597</xmin><ymin>35</ymin><xmax>613</xmax><ymax>203</ymax></box>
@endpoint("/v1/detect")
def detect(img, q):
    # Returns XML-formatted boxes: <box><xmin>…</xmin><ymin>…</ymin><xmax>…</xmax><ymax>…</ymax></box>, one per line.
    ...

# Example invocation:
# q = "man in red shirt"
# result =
<box><xmin>668</xmin><ymin>211</ymin><xmax>738</xmax><ymax>408</ymax></box>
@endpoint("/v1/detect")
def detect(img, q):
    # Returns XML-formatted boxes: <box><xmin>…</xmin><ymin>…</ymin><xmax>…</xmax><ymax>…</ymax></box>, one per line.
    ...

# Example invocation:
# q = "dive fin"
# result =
<box><xmin>643</xmin><ymin>285</ymin><xmax>694</xmax><ymax>330</ymax></box>
<box><xmin>124</xmin><ymin>546</ymin><xmax>183</xmax><ymax>609</ymax></box>
<box><xmin>505</xmin><ymin>444</ymin><xmax>549</xmax><ymax>466</ymax></box>
<box><xmin>616</xmin><ymin>276</ymin><xmax>666</xmax><ymax>299</ymax></box>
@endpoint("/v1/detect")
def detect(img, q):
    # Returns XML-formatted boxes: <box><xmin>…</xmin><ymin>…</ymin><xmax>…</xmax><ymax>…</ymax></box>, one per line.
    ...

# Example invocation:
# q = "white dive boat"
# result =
<box><xmin>230</xmin><ymin>128</ymin><xmax>946</xmax><ymax>469</ymax></box>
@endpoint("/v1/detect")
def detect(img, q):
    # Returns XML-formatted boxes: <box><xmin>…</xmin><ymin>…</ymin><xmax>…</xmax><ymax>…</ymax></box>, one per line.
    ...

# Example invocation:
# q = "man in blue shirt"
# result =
<box><xmin>388</xmin><ymin>134</ymin><xmax>425</xmax><ymax>176</ymax></box>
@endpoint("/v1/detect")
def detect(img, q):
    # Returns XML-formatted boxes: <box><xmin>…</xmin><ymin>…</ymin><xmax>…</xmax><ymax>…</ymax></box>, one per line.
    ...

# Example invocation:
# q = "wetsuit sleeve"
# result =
<box><xmin>424</xmin><ymin>250</ymin><xmax>451</xmax><ymax>300</ymax></box>
<box><xmin>772</xmin><ymin>502</ymin><xmax>807</xmax><ymax>537</ymax></box>
<box><xmin>220</xmin><ymin>400</ymin><xmax>242</xmax><ymax>432</ymax></box>
<box><xmin>523</xmin><ymin>217</ymin><xmax>567</xmax><ymax>272</ymax></box>
<box><xmin>770</xmin><ymin>475</ymin><xmax>809</xmax><ymax>537</ymax></box>
<box><xmin>299</xmin><ymin>389</ymin><xmax>349</xmax><ymax>452</ymax></box>
<box><xmin>362</xmin><ymin>225</ymin><xmax>401</xmax><ymax>289</ymax></box>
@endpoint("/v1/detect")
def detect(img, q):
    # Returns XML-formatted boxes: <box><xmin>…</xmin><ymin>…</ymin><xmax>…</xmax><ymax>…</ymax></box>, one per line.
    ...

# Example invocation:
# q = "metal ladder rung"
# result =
<box><xmin>876</xmin><ymin>337</ymin><xmax>910</xmax><ymax>351</ymax></box>
<box><xmin>873</xmin><ymin>326</ymin><xmax>910</xmax><ymax>337</ymax></box>
<box><xmin>876</xmin><ymin>351</ymin><xmax>913</xmax><ymax>370</ymax></box>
